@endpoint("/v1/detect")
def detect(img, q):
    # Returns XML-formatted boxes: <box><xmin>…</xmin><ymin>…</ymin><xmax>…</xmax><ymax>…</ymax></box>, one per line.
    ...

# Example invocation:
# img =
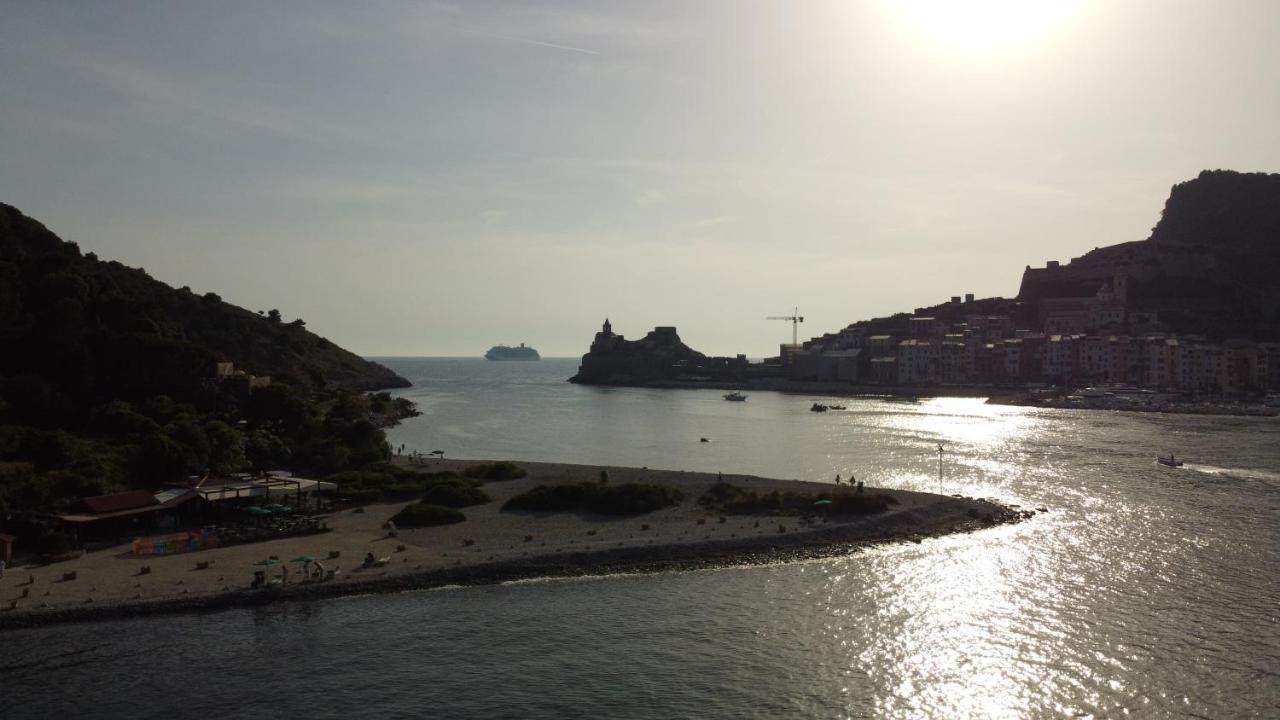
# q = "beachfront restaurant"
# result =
<box><xmin>55</xmin><ymin>488</ymin><xmax>200</xmax><ymax>547</ymax></box>
<box><xmin>194</xmin><ymin>474</ymin><xmax>338</xmax><ymax>515</ymax></box>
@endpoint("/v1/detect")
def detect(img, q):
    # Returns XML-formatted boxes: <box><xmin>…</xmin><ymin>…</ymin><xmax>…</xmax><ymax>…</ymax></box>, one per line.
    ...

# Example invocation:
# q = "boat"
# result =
<box><xmin>1156</xmin><ymin>454</ymin><xmax>1183</xmax><ymax>468</ymax></box>
<box><xmin>484</xmin><ymin>343</ymin><xmax>540</xmax><ymax>361</ymax></box>
<box><xmin>828</xmin><ymin>404</ymin><xmax>847</xmax><ymax>410</ymax></box>
<box><xmin>810</xmin><ymin>403</ymin><xmax>829</xmax><ymax>412</ymax></box>
<box><xmin>723</xmin><ymin>392</ymin><xmax>748</xmax><ymax>401</ymax></box>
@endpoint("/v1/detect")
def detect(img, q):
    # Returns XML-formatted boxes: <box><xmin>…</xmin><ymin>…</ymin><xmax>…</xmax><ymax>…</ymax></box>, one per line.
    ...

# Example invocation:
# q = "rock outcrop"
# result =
<box><xmin>569</xmin><ymin>319</ymin><xmax>711</xmax><ymax>385</ymax></box>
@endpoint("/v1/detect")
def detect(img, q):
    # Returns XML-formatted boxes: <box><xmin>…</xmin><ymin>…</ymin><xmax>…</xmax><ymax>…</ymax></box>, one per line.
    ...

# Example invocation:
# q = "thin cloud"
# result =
<box><xmin>451</xmin><ymin>24</ymin><xmax>599</xmax><ymax>55</ymax></box>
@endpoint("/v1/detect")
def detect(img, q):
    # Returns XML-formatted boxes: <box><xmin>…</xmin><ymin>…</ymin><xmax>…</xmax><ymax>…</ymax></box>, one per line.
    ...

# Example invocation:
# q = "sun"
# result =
<box><xmin>886</xmin><ymin>0</ymin><xmax>1081</xmax><ymax>52</ymax></box>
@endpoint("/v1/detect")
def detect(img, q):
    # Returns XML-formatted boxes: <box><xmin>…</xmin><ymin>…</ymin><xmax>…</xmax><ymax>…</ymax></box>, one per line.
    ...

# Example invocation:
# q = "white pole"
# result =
<box><xmin>937</xmin><ymin>443</ymin><xmax>944</xmax><ymax>493</ymax></box>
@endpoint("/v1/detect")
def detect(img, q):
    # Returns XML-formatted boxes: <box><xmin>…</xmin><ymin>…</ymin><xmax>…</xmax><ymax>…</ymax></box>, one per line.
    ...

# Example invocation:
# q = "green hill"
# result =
<box><xmin>0</xmin><ymin>203</ymin><xmax>411</xmax><ymax>514</ymax></box>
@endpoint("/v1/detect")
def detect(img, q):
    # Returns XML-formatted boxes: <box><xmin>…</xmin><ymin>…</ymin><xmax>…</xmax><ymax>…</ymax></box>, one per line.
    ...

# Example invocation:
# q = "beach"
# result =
<box><xmin>0</xmin><ymin>459</ymin><xmax>1026</xmax><ymax>630</ymax></box>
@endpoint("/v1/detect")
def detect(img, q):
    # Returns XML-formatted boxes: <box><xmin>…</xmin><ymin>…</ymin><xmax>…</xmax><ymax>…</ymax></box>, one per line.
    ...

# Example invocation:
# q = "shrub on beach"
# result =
<box><xmin>503</xmin><ymin>482</ymin><xmax>683</xmax><ymax>516</ymax></box>
<box><xmin>326</xmin><ymin>470</ymin><xmax>396</xmax><ymax>488</ymax></box>
<box><xmin>326</xmin><ymin>468</ymin><xmax>479</xmax><ymax>504</ymax></box>
<box><xmin>420</xmin><ymin>471</ymin><xmax>476</xmax><ymax>487</ymax></box>
<box><xmin>36</xmin><ymin>530</ymin><xmax>77</xmax><ymax>556</ymax></box>
<box><xmin>826</xmin><ymin>491</ymin><xmax>895</xmax><ymax>515</ymax></box>
<box><xmin>463</xmin><ymin>461</ymin><xmax>528</xmax><ymax>481</ymax></box>
<box><xmin>390</xmin><ymin>502</ymin><xmax>466</xmax><ymax>527</ymax></box>
<box><xmin>698</xmin><ymin>482</ymin><xmax>897</xmax><ymax>517</ymax></box>
<box><xmin>698</xmin><ymin>482</ymin><xmax>755</xmax><ymax>509</ymax></box>
<box><xmin>421</xmin><ymin>482</ymin><xmax>491</xmax><ymax>508</ymax></box>
<box><xmin>361</xmin><ymin>461</ymin><xmax>418</xmax><ymax>480</ymax></box>
<box><xmin>503</xmin><ymin>483</ymin><xmax>593</xmax><ymax>512</ymax></box>
<box><xmin>340</xmin><ymin>486</ymin><xmax>382</xmax><ymax>505</ymax></box>
<box><xmin>325</xmin><ymin>470</ymin><xmax>394</xmax><ymax>505</ymax></box>
<box><xmin>588</xmin><ymin>483</ymin><xmax>683</xmax><ymax>515</ymax></box>
<box><xmin>382</xmin><ymin>481</ymin><xmax>427</xmax><ymax>501</ymax></box>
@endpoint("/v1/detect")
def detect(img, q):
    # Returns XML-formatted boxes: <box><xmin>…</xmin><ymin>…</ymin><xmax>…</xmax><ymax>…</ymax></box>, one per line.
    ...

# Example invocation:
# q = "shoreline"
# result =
<box><xmin>0</xmin><ymin>459</ymin><xmax>1030</xmax><ymax>631</ymax></box>
<box><xmin>569</xmin><ymin>378</ymin><xmax>1277</xmax><ymax>417</ymax></box>
<box><xmin>987</xmin><ymin>395</ymin><xmax>1278</xmax><ymax>417</ymax></box>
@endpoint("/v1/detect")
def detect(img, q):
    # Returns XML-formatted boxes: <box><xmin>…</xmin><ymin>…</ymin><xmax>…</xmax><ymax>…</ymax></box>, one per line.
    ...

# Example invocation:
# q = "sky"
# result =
<box><xmin>2</xmin><ymin>1</ymin><xmax>1279</xmax><ymax>357</ymax></box>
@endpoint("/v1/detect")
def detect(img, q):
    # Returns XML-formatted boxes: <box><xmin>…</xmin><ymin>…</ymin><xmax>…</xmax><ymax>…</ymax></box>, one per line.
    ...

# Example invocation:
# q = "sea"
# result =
<box><xmin>5</xmin><ymin>358</ymin><xmax>1278</xmax><ymax>719</ymax></box>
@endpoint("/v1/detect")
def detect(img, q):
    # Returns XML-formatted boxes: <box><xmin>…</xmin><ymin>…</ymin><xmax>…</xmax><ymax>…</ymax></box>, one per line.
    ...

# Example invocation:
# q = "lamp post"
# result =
<box><xmin>937</xmin><ymin>443</ymin><xmax>944</xmax><ymax>493</ymax></box>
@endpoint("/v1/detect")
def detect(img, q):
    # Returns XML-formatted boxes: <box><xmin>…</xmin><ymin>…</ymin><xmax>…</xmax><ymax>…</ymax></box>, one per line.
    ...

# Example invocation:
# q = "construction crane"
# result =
<box><xmin>767</xmin><ymin>307</ymin><xmax>805</xmax><ymax>346</ymax></box>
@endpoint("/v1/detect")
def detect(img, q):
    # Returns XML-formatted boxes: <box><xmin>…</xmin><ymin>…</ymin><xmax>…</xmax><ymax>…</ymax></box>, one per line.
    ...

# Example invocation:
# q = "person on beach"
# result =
<box><xmin>281</xmin><ymin>562</ymin><xmax>289</xmax><ymax>584</ymax></box>
<box><xmin>834</xmin><ymin>474</ymin><xmax>841</xmax><ymax>485</ymax></box>
<box><xmin>0</xmin><ymin>557</ymin><xmax>6</xmax><ymax>580</ymax></box>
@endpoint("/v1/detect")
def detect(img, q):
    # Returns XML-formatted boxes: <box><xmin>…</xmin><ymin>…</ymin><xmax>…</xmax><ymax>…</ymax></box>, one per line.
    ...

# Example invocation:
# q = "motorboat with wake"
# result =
<box><xmin>1156</xmin><ymin>454</ymin><xmax>1184</xmax><ymax>468</ymax></box>
<box><xmin>723</xmin><ymin>392</ymin><xmax>748</xmax><ymax>402</ymax></box>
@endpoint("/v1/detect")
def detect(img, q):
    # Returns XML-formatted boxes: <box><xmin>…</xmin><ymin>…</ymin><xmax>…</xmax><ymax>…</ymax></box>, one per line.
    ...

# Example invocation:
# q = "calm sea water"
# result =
<box><xmin>6</xmin><ymin>358</ymin><xmax>1278</xmax><ymax>719</ymax></box>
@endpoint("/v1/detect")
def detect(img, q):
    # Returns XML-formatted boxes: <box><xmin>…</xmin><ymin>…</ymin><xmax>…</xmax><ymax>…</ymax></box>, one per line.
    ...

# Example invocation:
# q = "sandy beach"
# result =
<box><xmin>0</xmin><ymin>459</ymin><xmax>1027</xmax><ymax>630</ymax></box>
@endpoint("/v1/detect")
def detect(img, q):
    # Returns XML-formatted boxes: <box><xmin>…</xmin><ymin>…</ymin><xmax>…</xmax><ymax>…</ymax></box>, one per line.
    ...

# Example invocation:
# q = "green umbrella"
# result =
<box><xmin>813</xmin><ymin>499</ymin><xmax>833</xmax><ymax>505</ymax></box>
<box><xmin>254</xmin><ymin>559</ymin><xmax>280</xmax><ymax>566</ymax></box>
<box><xmin>246</xmin><ymin>506</ymin><xmax>272</xmax><ymax>515</ymax></box>
<box><xmin>275</xmin><ymin>505</ymin><xmax>294</xmax><ymax>513</ymax></box>
<box><xmin>291</xmin><ymin>555</ymin><xmax>316</xmax><ymax>563</ymax></box>
<box><xmin>263</xmin><ymin>503</ymin><xmax>286</xmax><ymax>512</ymax></box>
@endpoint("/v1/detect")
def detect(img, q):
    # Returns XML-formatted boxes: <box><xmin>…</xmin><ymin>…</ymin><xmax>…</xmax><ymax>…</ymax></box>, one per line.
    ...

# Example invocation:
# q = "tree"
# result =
<box><xmin>139</xmin><ymin>433</ymin><xmax>191</xmax><ymax>484</ymax></box>
<box><xmin>246</xmin><ymin>428</ymin><xmax>290</xmax><ymax>470</ymax></box>
<box><xmin>267</xmin><ymin>309</ymin><xmax>282</xmax><ymax>323</ymax></box>
<box><xmin>204</xmin><ymin>420</ymin><xmax>246</xmax><ymax>475</ymax></box>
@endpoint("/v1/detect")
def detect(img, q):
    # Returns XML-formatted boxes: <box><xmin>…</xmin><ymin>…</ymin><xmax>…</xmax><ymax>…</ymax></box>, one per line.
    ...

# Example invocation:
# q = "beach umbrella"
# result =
<box><xmin>246</xmin><ymin>506</ymin><xmax>272</xmax><ymax>515</ymax></box>
<box><xmin>254</xmin><ymin>559</ymin><xmax>280</xmax><ymax>566</ymax></box>
<box><xmin>291</xmin><ymin>555</ymin><xmax>316</xmax><ymax>563</ymax></box>
<box><xmin>430</xmin><ymin>450</ymin><xmax>445</xmax><ymax>457</ymax></box>
<box><xmin>813</xmin><ymin>499</ymin><xmax>833</xmax><ymax>505</ymax></box>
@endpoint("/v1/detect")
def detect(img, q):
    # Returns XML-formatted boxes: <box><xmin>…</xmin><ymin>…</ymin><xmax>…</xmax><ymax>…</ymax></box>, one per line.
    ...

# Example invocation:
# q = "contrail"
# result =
<box><xmin>452</xmin><ymin>25</ymin><xmax>598</xmax><ymax>55</ymax></box>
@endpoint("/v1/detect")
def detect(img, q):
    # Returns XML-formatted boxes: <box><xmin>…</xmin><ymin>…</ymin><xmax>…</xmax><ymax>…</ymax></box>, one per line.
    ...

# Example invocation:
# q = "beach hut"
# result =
<box><xmin>0</xmin><ymin>533</ymin><xmax>15</xmax><ymax>565</ymax></box>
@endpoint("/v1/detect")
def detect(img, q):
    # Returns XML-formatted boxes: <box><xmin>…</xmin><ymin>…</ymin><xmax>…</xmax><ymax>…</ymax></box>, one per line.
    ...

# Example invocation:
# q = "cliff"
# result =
<box><xmin>1015</xmin><ymin>170</ymin><xmax>1280</xmax><ymax>339</ymax></box>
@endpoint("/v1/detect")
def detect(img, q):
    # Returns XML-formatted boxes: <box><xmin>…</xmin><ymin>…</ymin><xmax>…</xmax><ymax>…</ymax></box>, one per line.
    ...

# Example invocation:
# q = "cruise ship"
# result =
<box><xmin>484</xmin><ymin>343</ymin><xmax>540</xmax><ymax>361</ymax></box>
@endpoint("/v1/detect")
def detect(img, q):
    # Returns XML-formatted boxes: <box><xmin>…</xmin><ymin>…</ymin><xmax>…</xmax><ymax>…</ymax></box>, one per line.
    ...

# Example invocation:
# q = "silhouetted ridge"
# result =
<box><xmin>1015</xmin><ymin>170</ymin><xmax>1280</xmax><ymax>339</ymax></box>
<box><xmin>0</xmin><ymin>203</ymin><xmax>408</xmax><ymax>394</ymax></box>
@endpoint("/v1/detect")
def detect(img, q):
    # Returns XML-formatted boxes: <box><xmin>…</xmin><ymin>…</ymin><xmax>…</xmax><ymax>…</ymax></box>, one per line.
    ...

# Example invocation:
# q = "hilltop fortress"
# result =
<box><xmin>569</xmin><ymin>319</ymin><xmax>749</xmax><ymax>386</ymax></box>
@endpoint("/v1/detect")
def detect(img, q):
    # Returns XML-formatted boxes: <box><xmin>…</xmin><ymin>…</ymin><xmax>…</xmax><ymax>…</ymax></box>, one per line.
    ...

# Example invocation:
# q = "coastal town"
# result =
<box><xmin>571</xmin><ymin>172</ymin><xmax>1280</xmax><ymax>409</ymax></box>
<box><xmin>572</xmin><ymin>287</ymin><xmax>1280</xmax><ymax>406</ymax></box>
<box><xmin>791</xmin><ymin>279</ymin><xmax>1280</xmax><ymax>398</ymax></box>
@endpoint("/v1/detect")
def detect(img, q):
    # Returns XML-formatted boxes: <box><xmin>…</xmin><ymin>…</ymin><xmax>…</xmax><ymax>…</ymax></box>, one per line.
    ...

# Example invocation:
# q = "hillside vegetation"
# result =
<box><xmin>0</xmin><ymin>203</ymin><xmax>411</xmax><ymax>515</ymax></box>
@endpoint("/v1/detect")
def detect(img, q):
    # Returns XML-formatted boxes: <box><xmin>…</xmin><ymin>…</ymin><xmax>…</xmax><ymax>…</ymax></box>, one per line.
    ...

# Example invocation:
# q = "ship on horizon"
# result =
<box><xmin>485</xmin><ymin>343</ymin><xmax>541</xmax><ymax>361</ymax></box>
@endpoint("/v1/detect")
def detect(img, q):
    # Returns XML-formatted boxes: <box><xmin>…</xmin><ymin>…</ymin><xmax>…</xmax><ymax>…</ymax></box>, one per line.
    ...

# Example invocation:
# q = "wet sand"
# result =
<box><xmin>0</xmin><ymin>459</ymin><xmax>1026</xmax><ymax>630</ymax></box>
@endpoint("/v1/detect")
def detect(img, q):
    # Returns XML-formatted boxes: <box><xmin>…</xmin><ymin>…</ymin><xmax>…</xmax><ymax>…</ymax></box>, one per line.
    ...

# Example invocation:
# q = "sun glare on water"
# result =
<box><xmin>886</xmin><ymin>0</ymin><xmax>1081</xmax><ymax>52</ymax></box>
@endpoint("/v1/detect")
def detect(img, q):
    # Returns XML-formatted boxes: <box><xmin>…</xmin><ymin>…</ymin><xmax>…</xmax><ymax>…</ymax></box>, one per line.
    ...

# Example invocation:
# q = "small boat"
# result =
<box><xmin>810</xmin><ymin>403</ymin><xmax>829</xmax><ymax>412</ymax></box>
<box><xmin>723</xmin><ymin>392</ymin><xmax>748</xmax><ymax>401</ymax></box>
<box><xmin>1156</xmin><ymin>454</ymin><xmax>1183</xmax><ymax>468</ymax></box>
<box><xmin>828</xmin><ymin>404</ymin><xmax>847</xmax><ymax>410</ymax></box>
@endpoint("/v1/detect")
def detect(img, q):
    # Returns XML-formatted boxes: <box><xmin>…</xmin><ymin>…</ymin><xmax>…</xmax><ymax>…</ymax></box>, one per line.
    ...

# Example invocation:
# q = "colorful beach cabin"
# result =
<box><xmin>0</xmin><ymin>532</ymin><xmax>14</xmax><ymax>565</ymax></box>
